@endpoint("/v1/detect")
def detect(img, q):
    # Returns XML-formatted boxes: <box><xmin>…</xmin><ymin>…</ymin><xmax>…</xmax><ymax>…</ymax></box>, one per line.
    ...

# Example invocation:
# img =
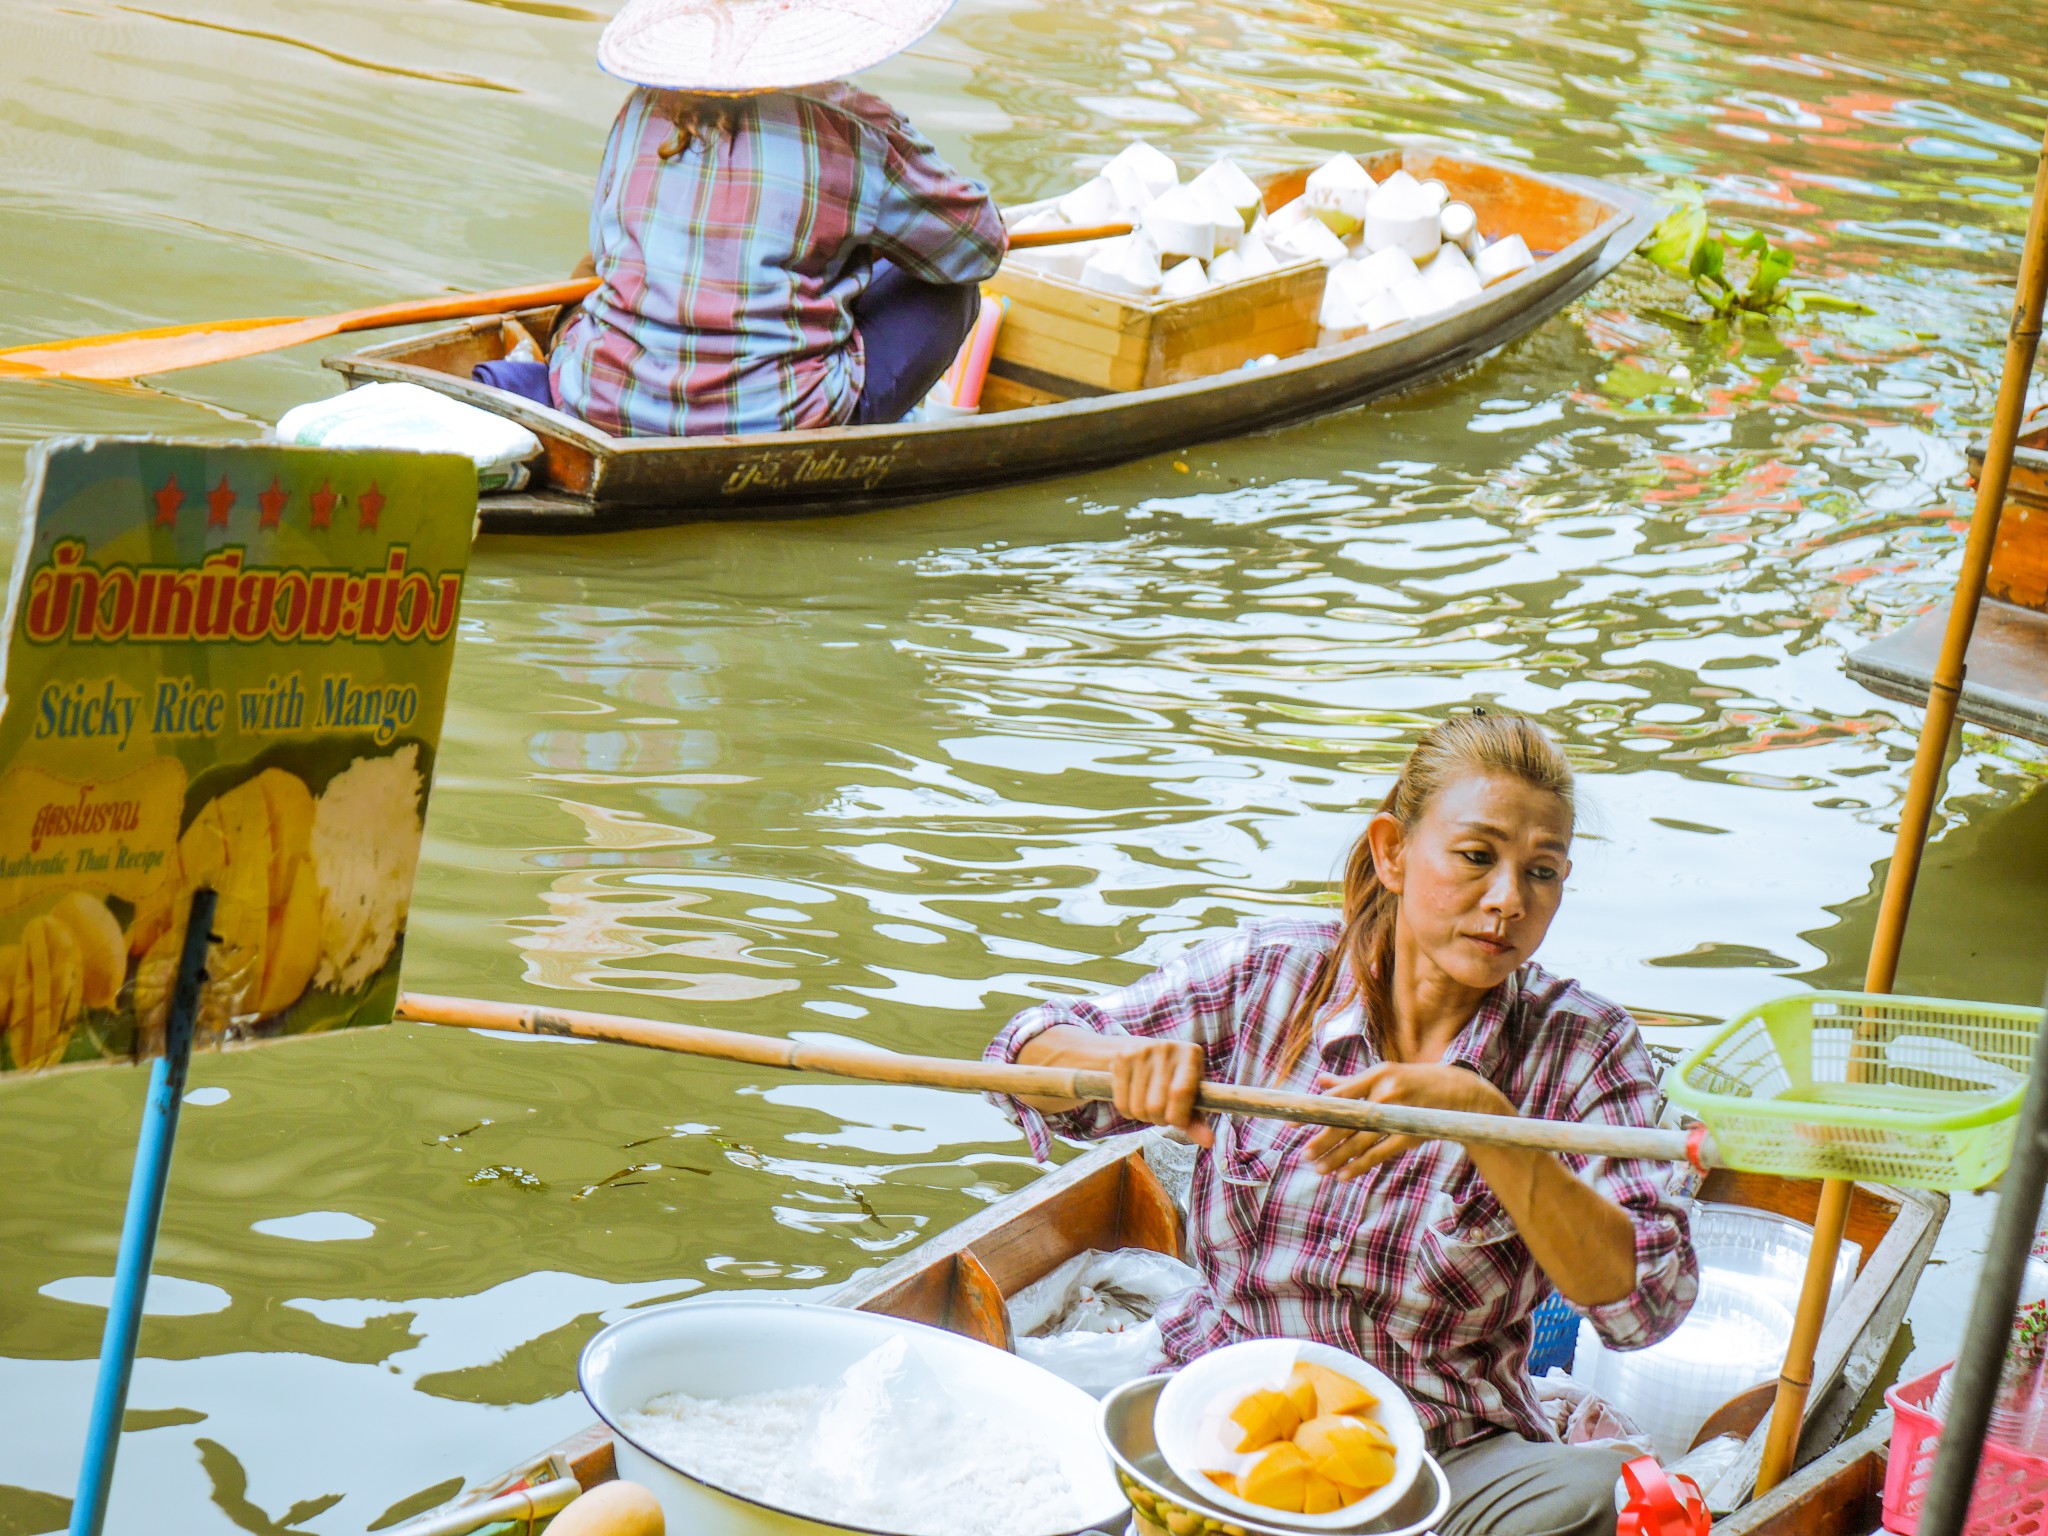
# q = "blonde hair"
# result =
<box><xmin>1277</xmin><ymin>711</ymin><xmax>1574</xmax><ymax>1075</ymax></box>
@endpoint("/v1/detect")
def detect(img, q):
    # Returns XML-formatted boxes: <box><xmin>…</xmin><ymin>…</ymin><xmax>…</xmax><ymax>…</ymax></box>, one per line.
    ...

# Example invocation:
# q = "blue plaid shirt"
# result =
<box><xmin>549</xmin><ymin>85</ymin><xmax>1006</xmax><ymax>438</ymax></box>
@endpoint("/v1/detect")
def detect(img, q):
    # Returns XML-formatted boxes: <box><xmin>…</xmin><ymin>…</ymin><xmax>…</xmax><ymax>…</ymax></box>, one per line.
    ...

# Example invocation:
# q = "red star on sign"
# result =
<box><xmin>358</xmin><ymin>481</ymin><xmax>385</xmax><ymax>532</ymax></box>
<box><xmin>153</xmin><ymin>475</ymin><xmax>184</xmax><ymax>528</ymax></box>
<box><xmin>258</xmin><ymin>476</ymin><xmax>288</xmax><ymax>530</ymax></box>
<box><xmin>207</xmin><ymin>475</ymin><xmax>236</xmax><ymax>528</ymax></box>
<box><xmin>309</xmin><ymin>480</ymin><xmax>336</xmax><ymax>531</ymax></box>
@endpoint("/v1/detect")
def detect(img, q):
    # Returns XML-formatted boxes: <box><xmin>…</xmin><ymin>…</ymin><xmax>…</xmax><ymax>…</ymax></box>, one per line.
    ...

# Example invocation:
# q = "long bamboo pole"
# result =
<box><xmin>395</xmin><ymin>992</ymin><xmax>1715</xmax><ymax>1167</ymax></box>
<box><xmin>1753</xmin><ymin>117</ymin><xmax>2048</xmax><ymax>1497</ymax></box>
<box><xmin>0</xmin><ymin>221</ymin><xmax>1126</xmax><ymax>382</ymax></box>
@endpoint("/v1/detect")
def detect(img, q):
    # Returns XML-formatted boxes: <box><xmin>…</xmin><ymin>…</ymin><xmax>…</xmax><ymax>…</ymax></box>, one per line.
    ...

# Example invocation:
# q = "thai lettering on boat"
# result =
<box><xmin>722</xmin><ymin>446</ymin><xmax>900</xmax><ymax>495</ymax></box>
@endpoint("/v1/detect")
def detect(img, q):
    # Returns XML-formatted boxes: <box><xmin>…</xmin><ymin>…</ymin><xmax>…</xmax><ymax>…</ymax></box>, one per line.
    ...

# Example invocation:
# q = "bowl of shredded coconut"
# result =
<box><xmin>581</xmin><ymin>1298</ymin><xmax>1129</xmax><ymax>1536</ymax></box>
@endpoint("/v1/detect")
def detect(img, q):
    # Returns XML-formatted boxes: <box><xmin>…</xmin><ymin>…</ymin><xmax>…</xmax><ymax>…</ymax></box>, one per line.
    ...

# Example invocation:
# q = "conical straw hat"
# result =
<box><xmin>598</xmin><ymin>0</ymin><xmax>953</xmax><ymax>93</ymax></box>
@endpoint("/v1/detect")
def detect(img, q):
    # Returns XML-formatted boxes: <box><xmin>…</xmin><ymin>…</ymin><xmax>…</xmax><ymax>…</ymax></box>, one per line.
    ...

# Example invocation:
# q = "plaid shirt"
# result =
<box><xmin>550</xmin><ymin>85</ymin><xmax>1006</xmax><ymax>438</ymax></box>
<box><xmin>986</xmin><ymin>918</ymin><xmax>1698</xmax><ymax>1452</ymax></box>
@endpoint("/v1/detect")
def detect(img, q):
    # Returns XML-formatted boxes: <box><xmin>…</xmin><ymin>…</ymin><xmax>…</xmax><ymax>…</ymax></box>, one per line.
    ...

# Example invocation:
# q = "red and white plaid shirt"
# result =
<box><xmin>986</xmin><ymin>917</ymin><xmax>1698</xmax><ymax>1451</ymax></box>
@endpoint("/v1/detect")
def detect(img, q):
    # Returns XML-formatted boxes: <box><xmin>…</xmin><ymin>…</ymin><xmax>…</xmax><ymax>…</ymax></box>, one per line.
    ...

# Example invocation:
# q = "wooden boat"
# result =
<box><xmin>325</xmin><ymin>149</ymin><xmax>1660</xmax><ymax>534</ymax></box>
<box><xmin>1848</xmin><ymin>420</ymin><xmax>2048</xmax><ymax>746</ymax></box>
<box><xmin>1709</xmin><ymin>1417</ymin><xmax>1893</xmax><ymax>1535</ymax></box>
<box><xmin>426</xmin><ymin>1132</ymin><xmax>1943</xmax><ymax>1530</ymax></box>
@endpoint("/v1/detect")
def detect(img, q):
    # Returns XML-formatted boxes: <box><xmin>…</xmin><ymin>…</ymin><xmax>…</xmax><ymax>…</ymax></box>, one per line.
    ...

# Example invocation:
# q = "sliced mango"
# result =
<box><xmin>1229</xmin><ymin>1387</ymin><xmax>1303</xmax><ymax>1453</ymax></box>
<box><xmin>1294</xmin><ymin>1413</ymin><xmax>1360</xmax><ymax>1463</ymax></box>
<box><xmin>255</xmin><ymin>858</ymin><xmax>322</xmax><ymax>1017</ymax></box>
<box><xmin>1204</xmin><ymin>1471</ymin><xmax>1239</xmax><ymax>1499</ymax></box>
<box><xmin>1299</xmin><ymin>1361</ymin><xmax>1377</xmax><ymax>1418</ymax></box>
<box><xmin>1315</xmin><ymin>1426</ymin><xmax>1396</xmax><ymax>1494</ymax></box>
<box><xmin>254</xmin><ymin>769</ymin><xmax>316</xmax><ymax>908</ymax></box>
<box><xmin>1301</xmin><ymin>1473</ymin><xmax>1348</xmax><ymax>1515</ymax></box>
<box><xmin>0</xmin><ymin>942</ymin><xmax>17</xmax><ymax>1031</ymax></box>
<box><xmin>42</xmin><ymin>913</ymin><xmax>82</xmax><ymax>1025</ymax></box>
<box><xmin>53</xmin><ymin>891</ymin><xmax>126</xmax><ymax>1010</ymax></box>
<box><xmin>1283</xmin><ymin>1363</ymin><xmax>1321</xmax><ymax>1423</ymax></box>
<box><xmin>1240</xmin><ymin>1441</ymin><xmax>1311</xmax><ymax>1513</ymax></box>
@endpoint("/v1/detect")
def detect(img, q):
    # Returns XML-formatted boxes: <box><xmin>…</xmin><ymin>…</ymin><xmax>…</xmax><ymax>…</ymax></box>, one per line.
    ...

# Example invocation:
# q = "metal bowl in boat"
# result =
<box><xmin>1097</xmin><ymin>1377</ymin><xmax>1450</xmax><ymax>1536</ymax></box>
<box><xmin>582</xmin><ymin>1298</ymin><xmax>1127</xmax><ymax>1536</ymax></box>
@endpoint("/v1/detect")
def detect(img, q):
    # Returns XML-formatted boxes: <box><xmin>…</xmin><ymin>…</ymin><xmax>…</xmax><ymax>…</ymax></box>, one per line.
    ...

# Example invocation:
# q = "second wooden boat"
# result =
<box><xmin>424</xmin><ymin>1132</ymin><xmax>1943</xmax><ymax>1531</ymax></box>
<box><xmin>1848</xmin><ymin>420</ymin><xmax>2048</xmax><ymax>747</ymax></box>
<box><xmin>326</xmin><ymin>148</ymin><xmax>1660</xmax><ymax>533</ymax></box>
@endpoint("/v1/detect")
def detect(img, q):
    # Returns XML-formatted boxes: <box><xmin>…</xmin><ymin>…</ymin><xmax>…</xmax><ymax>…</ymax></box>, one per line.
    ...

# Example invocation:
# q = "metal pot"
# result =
<box><xmin>581</xmin><ymin>1298</ymin><xmax>1128</xmax><ymax>1536</ymax></box>
<box><xmin>1096</xmin><ymin>1376</ymin><xmax>1450</xmax><ymax>1536</ymax></box>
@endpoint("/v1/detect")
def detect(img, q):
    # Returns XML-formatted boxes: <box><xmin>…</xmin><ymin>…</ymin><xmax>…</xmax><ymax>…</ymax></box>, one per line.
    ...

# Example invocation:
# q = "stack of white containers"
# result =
<box><xmin>1568</xmin><ymin>1203</ymin><xmax>1862</xmax><ymax>1459</ymax></box>
<box><xmin>1010</xmin><ymin>142</ymin><xmax>1291</xmax><ymax>301</ymax></box>
<box><xmin>1296</xmin><ymin>155</ymin><xmax>1536</xmax><ymax>342</ymax></box>
<box><xmin>1010</xmin><ymin>142</ymin><xmax>1540</xmax><ymax>322</ymax></box>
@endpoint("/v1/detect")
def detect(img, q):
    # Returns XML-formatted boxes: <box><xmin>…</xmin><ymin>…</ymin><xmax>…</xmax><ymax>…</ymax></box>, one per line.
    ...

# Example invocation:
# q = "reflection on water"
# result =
<box><xmin>2</xmin><ymin>0</ymin><xmax>2046</xmax><ymax>1529</ymax></box>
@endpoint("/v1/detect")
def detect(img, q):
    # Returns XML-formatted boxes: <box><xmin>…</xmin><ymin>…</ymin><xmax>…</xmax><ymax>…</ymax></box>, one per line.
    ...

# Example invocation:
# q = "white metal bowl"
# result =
<box><xmin>1100</xmin><ymin>1376</ymin><xmax>1449</xmax><ymax>1536</ymax></box>
<box><xmin>579</xmin><ymin>1298</ymin><xmax>1128</xmax><ymax>1536</ymax></box>
<box><xmin>1153</xmin><ymin>1339</ymin><xmax>1426</xmax><ymax>1528</ymax></box>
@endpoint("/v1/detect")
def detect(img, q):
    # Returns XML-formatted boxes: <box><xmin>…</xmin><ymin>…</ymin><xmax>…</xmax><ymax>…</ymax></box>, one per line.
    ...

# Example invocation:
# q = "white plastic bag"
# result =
<box><xmin>1666</xmin><ymin>1433</ymin><xmax>1746</xmax><ymax>1512</ymax></box>
<box><xmin>275</xmin><ymin>382</ymin><xmax>542</xmax><ymax>492</ymax></box>
<box><xmin>1533</xmin><ymin>1368</ymin><xmax>1657</xmax><ymax>1456</ymax></box>
<box><xmin>1009</xmin><ymin>1248</ymin><xmax>1199</xmax><ymax>1398</ymax></box>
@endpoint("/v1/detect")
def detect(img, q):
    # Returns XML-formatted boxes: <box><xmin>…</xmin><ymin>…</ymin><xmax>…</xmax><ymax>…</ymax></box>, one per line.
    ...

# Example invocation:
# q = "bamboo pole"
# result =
<box><xmin>395</xmin><ymin>992</ymin><xmax>1715</xmax><ymax>1167</ymax></box>
<box><xmin>0</xmin><ymin>220</ymin><xmax>1123</xmax><ymax>381</ymax></box>
<box><xmin>1754</xmin><ymin>116</ymin><xmax>2048</xmax><ymax>1497</ymax></box>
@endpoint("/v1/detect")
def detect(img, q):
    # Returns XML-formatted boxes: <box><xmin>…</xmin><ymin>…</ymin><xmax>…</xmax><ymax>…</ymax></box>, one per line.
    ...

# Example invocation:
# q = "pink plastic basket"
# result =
<box><xmin>1884</xmin><ymin>1364</ymin><xmax>2048</xmax><ymax>1536</ymax></box>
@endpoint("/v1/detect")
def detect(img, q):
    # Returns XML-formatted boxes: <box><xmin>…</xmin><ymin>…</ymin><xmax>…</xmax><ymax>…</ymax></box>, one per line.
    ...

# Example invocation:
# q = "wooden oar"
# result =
<box><xmin>0</xmin><ymin>222</ymin><xmax>1131</xmax><ymax>383</ymax></box>
<box><xmin>396</xmin><ymin>991</ymin><xmax>1716</xmax><ymax>1168</ymax></box>
<box><xmin>385</xmin><ymin>1476</ymin><xmax>582</xmax><ymax>1536</ymax></box>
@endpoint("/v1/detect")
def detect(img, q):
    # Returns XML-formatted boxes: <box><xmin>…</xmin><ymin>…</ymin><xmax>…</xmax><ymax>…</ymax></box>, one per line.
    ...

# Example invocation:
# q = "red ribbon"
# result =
<box><xmin>1615</xmin><ymin>1456</ymin><xmax>1710</xmax><ymax>1536</ymax></box>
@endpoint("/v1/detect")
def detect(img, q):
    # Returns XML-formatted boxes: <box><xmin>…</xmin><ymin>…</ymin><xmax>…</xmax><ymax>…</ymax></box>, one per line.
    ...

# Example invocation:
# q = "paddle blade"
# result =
<box><xmin>0</xmin><ymin>314</ymin><xmax>339</xmax><ymax>380</ymax></box>
<box><xmin>0</xmin><ymin>279</ymin><xmax>600</xmax><ymax>383</ymax></box>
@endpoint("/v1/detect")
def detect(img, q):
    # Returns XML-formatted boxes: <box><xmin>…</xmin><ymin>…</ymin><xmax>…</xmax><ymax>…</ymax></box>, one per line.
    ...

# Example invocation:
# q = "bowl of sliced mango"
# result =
<box><xmin>1152</xmin><ymin>1340</ymin><xmax>1427</xmax><ymax>1529</ymax></box>
<box><xmin>1098</xmin><ymin>1376</ymin><xmax>1448</xmax><ymax>1536</ymax></box>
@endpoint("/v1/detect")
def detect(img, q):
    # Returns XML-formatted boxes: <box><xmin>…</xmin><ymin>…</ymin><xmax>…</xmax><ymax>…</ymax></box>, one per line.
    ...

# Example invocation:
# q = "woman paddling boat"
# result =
<box><xmin>481</xmin><ymin>0</ymin><xmax>1006</xmax><ymax>434</ymax></box>
<box><xmin>986</xmin><ymin>711</ymin><xmax>1699</xmax><ymax>1536</ymax></box>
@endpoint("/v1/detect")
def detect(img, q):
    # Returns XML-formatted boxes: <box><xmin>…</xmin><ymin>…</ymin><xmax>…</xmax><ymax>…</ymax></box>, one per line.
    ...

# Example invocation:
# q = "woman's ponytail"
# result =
<box><xmin>657</xmin><ymin>91</ymin><xmax>735</xmax><ymax>159</ymax></box>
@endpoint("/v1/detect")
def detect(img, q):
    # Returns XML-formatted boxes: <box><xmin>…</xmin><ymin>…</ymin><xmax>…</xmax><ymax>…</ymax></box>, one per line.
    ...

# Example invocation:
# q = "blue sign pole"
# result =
<box><xmin>69</xmin><ymin>889</ymin><xmax>218</xmax><ymax>1536</ymax></box>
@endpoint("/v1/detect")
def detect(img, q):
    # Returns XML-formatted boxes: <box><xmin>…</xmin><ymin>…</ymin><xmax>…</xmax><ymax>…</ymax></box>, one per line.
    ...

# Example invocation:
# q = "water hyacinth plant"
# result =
<box><xmin>1640</xmin><ymin>185</ymin><xmax>1871</xmax><ymax>321</ymax></box>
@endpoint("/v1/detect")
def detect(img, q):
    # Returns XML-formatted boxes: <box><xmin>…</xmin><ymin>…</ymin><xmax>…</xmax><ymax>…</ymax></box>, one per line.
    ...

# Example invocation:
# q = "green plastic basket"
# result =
<box><xmin>1665</xmin><ymin>990</ymin><xmax>2039</xmax><ymax>1190</ymax></box>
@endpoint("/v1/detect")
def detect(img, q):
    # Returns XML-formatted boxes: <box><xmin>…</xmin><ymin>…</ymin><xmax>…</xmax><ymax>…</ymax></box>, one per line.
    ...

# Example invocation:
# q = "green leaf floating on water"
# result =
<box><xmin>1637</xmin><ymin>183</ymin><xmax>1872</xmax><ymax>321</ymax></box>
<box><xmin>1642</xmin><ymin>184</ymin><xmax>1707</xmax><ymax>272</ymax></box>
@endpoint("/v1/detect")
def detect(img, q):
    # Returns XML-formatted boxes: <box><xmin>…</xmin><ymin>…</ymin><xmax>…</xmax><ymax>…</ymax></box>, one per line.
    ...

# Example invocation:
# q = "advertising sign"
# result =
<box><xmin>0</xmin><ymin>437</ymin><xmax>474</xmax><ymax>1073</ymax></box>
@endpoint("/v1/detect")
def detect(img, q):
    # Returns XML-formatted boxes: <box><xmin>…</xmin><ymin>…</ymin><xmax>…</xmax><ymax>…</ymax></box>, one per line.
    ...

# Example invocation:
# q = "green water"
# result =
<box><xmin>3</xmin><ymin>1</ymin><xmax>2046</xmax><ymax>1529</ymax></box>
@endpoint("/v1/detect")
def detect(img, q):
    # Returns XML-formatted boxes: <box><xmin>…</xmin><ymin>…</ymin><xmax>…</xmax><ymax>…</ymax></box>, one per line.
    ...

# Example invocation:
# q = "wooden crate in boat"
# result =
<box><xmin>981</xmin><ymin>252</ymin><xmax>1325</xmax><ymax>403</ymax></box>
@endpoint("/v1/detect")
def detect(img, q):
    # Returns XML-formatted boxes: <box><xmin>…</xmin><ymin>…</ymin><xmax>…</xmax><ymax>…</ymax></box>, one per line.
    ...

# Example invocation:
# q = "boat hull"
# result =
<box><xmin>432</xmin><ymin>1137</ymin><xmax>1939</xmax><ymax>1528</ymax></box>
<box><xmin>324</xmin><ymin>155</ymin><xmax>1660</xmax><ymax>534</ymax></box>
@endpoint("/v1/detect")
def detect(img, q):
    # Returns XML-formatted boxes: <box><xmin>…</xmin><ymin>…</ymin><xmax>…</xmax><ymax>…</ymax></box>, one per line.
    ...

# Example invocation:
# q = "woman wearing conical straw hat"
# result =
<box><xmin>531</xmin><ymin>0</ymin><xmax>1005</xmax><ymax>436</ymax></box>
